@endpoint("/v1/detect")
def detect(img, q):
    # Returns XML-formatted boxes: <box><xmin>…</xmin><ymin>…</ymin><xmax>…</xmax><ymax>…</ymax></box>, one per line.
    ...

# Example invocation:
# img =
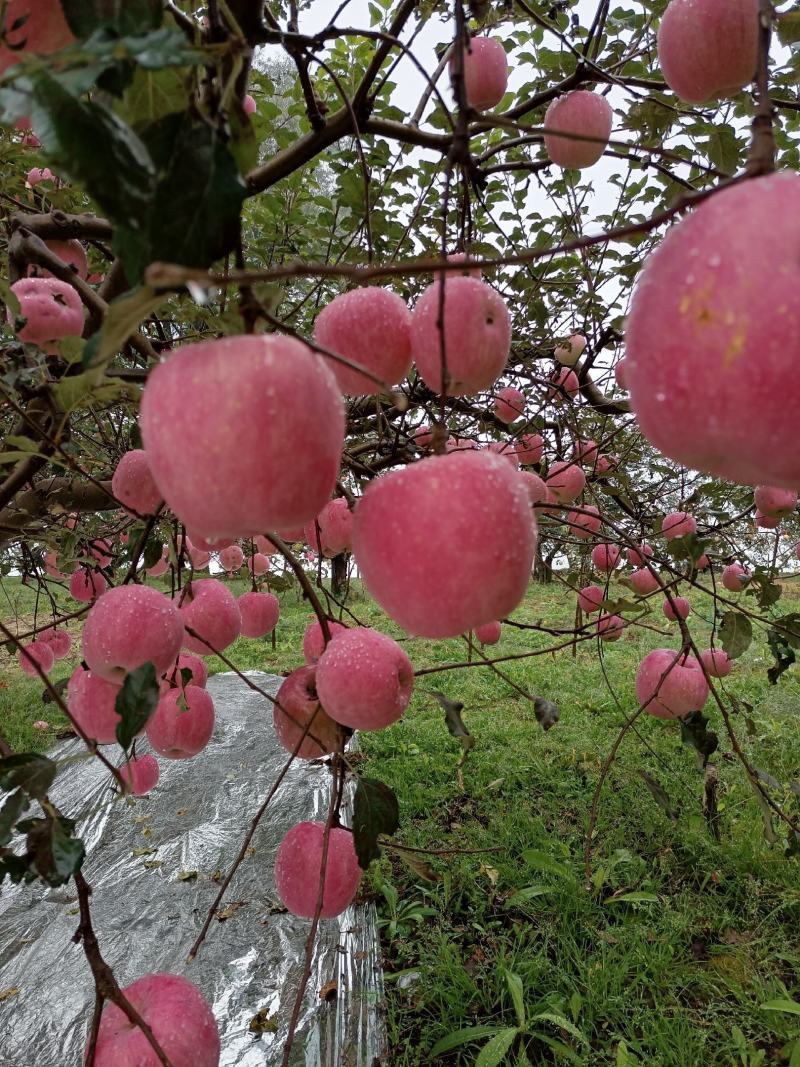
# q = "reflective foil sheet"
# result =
<box><xmin>0</xmin><ymin>671</ymin><xmax>387</xmax><ymax>1065</ymax></box>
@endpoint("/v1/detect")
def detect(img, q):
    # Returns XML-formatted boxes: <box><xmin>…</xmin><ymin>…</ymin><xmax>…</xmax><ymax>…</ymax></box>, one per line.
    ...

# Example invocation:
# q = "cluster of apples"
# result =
<box><xmin>455</xmin><ymin>37</ymin><xmax>613</xmax><ymax>169</ymax></box>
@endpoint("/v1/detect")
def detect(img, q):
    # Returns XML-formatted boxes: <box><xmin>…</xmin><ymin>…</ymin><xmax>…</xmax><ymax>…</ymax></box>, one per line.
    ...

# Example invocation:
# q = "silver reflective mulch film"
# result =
<box><xmin>0</xmin><ymin>671</ymin><xmax>387</xmax><ymax>1065</ymax></box>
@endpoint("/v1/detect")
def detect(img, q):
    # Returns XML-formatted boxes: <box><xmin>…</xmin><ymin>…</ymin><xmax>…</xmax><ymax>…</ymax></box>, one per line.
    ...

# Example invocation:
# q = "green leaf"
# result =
<box><xmin>521</xmin><ymin>849</ymin><xmax>575</xmax><ymax>880</ymax></box>
<box><xmin>116</xmin><ymin>64</ymin><xmax>191</xmax><ymax>131</ymax></box>
<box><xmin>505</xmin><ymin>885</ymin><xmax>554</xmax><ymax>906</ymax></box>
<box><xmin>0</xmin><ymin>754</ymin><xmax>57</xmax><ymax>799</ymax></box>
<box><xmin>22</xmin><ymin>69</ymin><xmax>155</xmax><ymax>225</ymax></box>
<box><xmin>767</xmin><ymin>627</ymin><xmax>796</xmax><ymax>685</ymax></box>
<box><xmin>83</xmin><ymin>285</ymin><xmax>162</xmax><ymax>369</ymax></box>
<box><xmin>777</xmin><ymin>11</ymin><xmax>800</xmax><ymax>47</ymax></box>
<box><xmin>637</xmin><ymin>770</ymin><xmax>677</xmax><ymax>822</ymax></box>
<box><xmin>61</xmin><ymin>0</ymin><xmax>163</xmax><ymax>37</ymax></box>
<box><xmin>432</xmin><ymin>690</ymin><xmax>474</xmax><ymax>751</ymax></box>
<box><xmin>503</xmin><ymin>969</ymin><xmax>526</xmax><ymax>1029</ymax></box>
<box><xmin>0</xmin><ymin>789</ymin><xmax>28</xmax><ymax>847</ymax></box>
<box><xmin>761</xmin><ymin>999</ymin><xmax>800</xmax><ymax>1016</ymax></box>
<box><xmin>114</xmin><ymin>111</ymin><xmax>247</xmax><ymax>283</ymax></box>
<box><xmin>430</xmin><ymin>1025</ymin><xmax>506</xmax><ymax>1057</ymax></box>
<box><xmin>531</xmin><ymin>1011</ymin><xmax>588</xmax><ymax>1045</ymax></box>
<box><xmin>115</xmin><ymin>662</ymin><xmax>160</xmax><ymax>751</ymax></box>
<box><xmin>475</xmin><ymin>1028</ymin><xmax>519</xmax><ymax>1067</ymax></box>
<box><xmin>352</xmin><ymin>777</ymin><xmax>400</xmax><ymax>868</ymax></box>
<box><xmin>719</xmin><ymin>611</ymin><xmax>753</xmax><ymax>660</ymax></box>
<box><xmin>24</xmin><ymin>813</ymin><xmax>85</xmax><ymax>886</ymax></box>
<box><xmin>705</xmin><ymin>125</ymin><xmax>740</xmax><ymax>175</ymax></box>
<box><xmin>603</xmin><ymin>891</ymin><xmax>660</xmax><ymax>905</ymax></box>
<box><xmin>680</xmin><ymin>710</ymin><xmax>719</xmax><ymax>761</ymax></box>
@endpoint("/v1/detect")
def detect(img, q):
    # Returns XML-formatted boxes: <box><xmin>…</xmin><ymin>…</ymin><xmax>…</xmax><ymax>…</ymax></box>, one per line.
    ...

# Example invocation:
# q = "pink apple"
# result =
<box><xmin>25</xmin><ymin>167</ymin><xmax>56</xmax><ymax>188</ymax></box>
<box><xmin>41</xmin><ymin>626</ymin><xmax>71</xmax><ymax>659</ymax></box>
<box><xmin>410</xmin><ymin>276</ymin><xmax>511</xmax><ymax>395</ymax></box>
<box><xmin>178</xmin><ymin>579</ymin><xmax>241</xmax><ymax>655</ymax></box>
<box><xmin>414</xmin><ymin>425</ymin><xmax>435</xmax><ymax>450</ymax></box>
<box><xmin>721</xmin><ymin>563</ymin><xmax>749</xmax><ymax>592</ymax></box>
<box><xmin>273</xmin><ymin>666</ymin><xmax>340</xmax><ymax>760</ymax></box>
<box><xmin>274</xmin><ymin>821</ymin><xmax>362</xmax><ymax>919</ymax></box>
<box><xmin>695</xmin><ymin>554</ymin><xmax>711</xmax><ymax>571</ymax></box>
<box><xmin>19</xmin><ymin>640</ymin><xmax>54</xmax><ymax>677</ymax></box>
<box><xmin>754</xmin><ymin>486</ymin><xmax>797</xmax><ymax>517</ymax></box>
<box><xmin>663</xmin><ymin>595</ymin><xmax>691</xmax><ymax>621</ymax></box>
<box><xmin>0</xmin><ymin>0</ymin><xmax>74</xmax><ymax>76</ymax></box>
<box><xmin>544</xmin><ymin>90</ymin><xmax>613</xmax><ymax>169</ymax></box>
<box><xmin>304</xmin><ymin>498</ymin><xmax>353</xmax><ymax>557</ymax></box>
<box><xmin>548</xmin><ymin>366</ymin><xmax>580</xmax><ymax>399</ymax></box>
<box><xmin>474</xmin><ymin>620</ymin><xmax>502</xmax><ymax>645</ymax></box>
<box><xmin>302</xmin><ymin>619</ymin><xmax>347</xmax><ymax>664</ymax></box>
<box><xmin>700</xmin><ymin>647</ymin><xmax>733</xmax><ymax>678</ymax></box>
<box><xmin>146</xmin><ymin>548</ymin><xmax>170</xmax><ymax>579</ymax></box>
<box><xmin>514</xmin><ymin>433</ymin><xmax>543</xmax><ymax>465</ymax></box>
<box><xmin>314</xmin><ymin>287</ymin><xmax>412</xmax><ymax>395</ymax></box>
<box><xmin>494</xmin><ymin>387</ymin><xmax>525</xmax><ymax>423</ymax></box>
<box><xmin>456</xmin><ymin>36</ymin><xmax>508</xmax><ymax>111</ymax></box>
<box><xmin>486</xmin><ymin>441</ymin><xmax>520</xmax><ymax>469</ymax></box>
<box><xmin>657</xmin><ymin>0</ymin><xmax>757</xmax><ymax>104</ymax></box>
<box><xmin>626</xmin><ymin>543</ymin><xmax>654</xmax><ymax>567</ymax></box>
<box><xmin>352</xmin><ymin>451</ymin><xmax>536</xmax><ymax>638</ymax></box>
<box><xmin>249</xmin><ymin>552</ymin><xmax>269</xmax><ymax>576</ymax></box>
<box><xmin>119</xmin><ymin>754</ymin><xmax>160</xmax><ymax>796</ymax></box>
<box><xmin>67</xmin><ymin>666</ymin><xmax>124</xmax><ymax>745</ymax></box>
<box><xmin>9</xmin><ymin>277</ymin><xmax>84</xmax><ymax>344</ymax></box>
<box><xmin>146</xmin><ymin>685</ymin><xmax>215</xmax><ymax>758</ymax></box>
<box><xmin>111</xmin><ymin>450</ymin><xmax>162</xmax><ymax>516</ymax></box>
<box><xmin>253</xmin><ymin>535</ymin><xmax>278</xmax><ymax>557</ymax></box>
<box><xmin>218</xmin><ymin>544</ymin><xmax>244</xmax><ymax>572</ymax></box>
<box><xmin>571</xmin><ymin>438</ymin><xmax>599</xmax><ymax>466</ymax></box>
<box><xmin>630</xmin><ymin>567</ymin><xmax>660</xmax><ymax>595</ymax></box>
<box><xmin>140</xmin><ymin>335</ymin><xmax>345</xmax><ymax>540</ymax></box>
<box><xmin>565</xmin><ymin>504</ymin><xmax>601</xmax><ymax>539</ymax></box>
<box><xmin>592</xmin><ymin>543</ymin><xmax>621</xmax><ymax>572</ymax></box>
<box><xmin>554</xmin><ymin>333</ymin><xmax>587</xmax><ymax>366</ymax></box>
<box><xmin>243</xmin><ymin>93</ymin><xmax>257</xmax><ymax>115</ymax></box>
<box><xmin>83</xmin><ymin>586</ymin><xmax>184</xmax><ymax>684</ymax></box>
<box><xmin>578</xmin><ymin>584</ymin><xmax>604</xmax><ymax>614</ymax></box>
<box><xmin>597</xmin><ymin>613</ymin><xmax>624</xmax><ymax>642</ymax></box>
<box><xmin>89</xmin><ymin>972</ymin><xmax>220</xmax><ymax>1067</ymax></box>
<box><xmin>661</xmin><ymin>511</ymin><xmax>696</xmax><ymax>540</ymax></box>
<box><xmin>545</xmin><ymin>461</ymin><xmax>586</xmax><ymax>504</ymax></box>
<box><xmin>237</xmin><ymin>591</ymin><xmax>280</xmax><ymax>638</ymax></box>
<box><xmin>166</xmin><ymin>652</ymin><xmax>209</xmax><ymax>688</ymax></box>
<box><xmin>626</xmin><ymin>173</ymin><xmax>800</xmax><ymax>488</ymax></box>
<box><xmin>29</xmin><ymin>238</ymin><xmax>88</xmax><ymax>280</ymax></box>
<box><xmin>756</xmin><ymin>510</ymin><xmax>780</xmax><ymax>530</ymax></box>
<box><xmin>519</xmin><ymin>471</ymin><xmax>550</xmax><ymax>506</ymax></box>
<box><xmin>636</xmin><ymin>649</ymin><xmax>709</xmax><ymax>719</ymax></box>
<box><xmin>316</xmin><ymin>627</ymin><xmax>414</xmax><ymax>731</ymax></box>
<box><xmin>69</xmin><ymin>567</ymin><xmax>107</xmax><ymax>602</ymax></box>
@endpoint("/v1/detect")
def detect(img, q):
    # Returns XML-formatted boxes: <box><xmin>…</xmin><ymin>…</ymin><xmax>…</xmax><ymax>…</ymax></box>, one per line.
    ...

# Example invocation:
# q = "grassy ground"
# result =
<box><xmin>3</xmin><ymin>575</ymin><xmax>800</xmax><ymax>1065</ymax></box>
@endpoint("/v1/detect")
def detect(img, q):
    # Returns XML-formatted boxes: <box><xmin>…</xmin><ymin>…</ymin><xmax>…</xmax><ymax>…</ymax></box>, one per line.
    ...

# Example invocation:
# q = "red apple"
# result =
<box><xmin>314</xmin><ymin>287</ymin><xmax>412</xmax><ymax>395</ymax></box>
<box><xmin>315</xmin><ymin>627</ymin><xmax>414</xmax><ymax>731</ymax></box>
<box><xmin>274</xmin><ymin>821</ymin><xmax>362</xmax><ymax>919</ymax></box>
<box><xmin>89</xmin><ymin>972</ymin><xmax>219</xmax><ymax>1067</ymax></box>
<box><xmin>352</xmin><ymin>451</ymin><xmax>536</xmax><ymax>638</ymax></box>
<box><xmin>657</xmin><ymin>0</ymin><xmax>757</xmax><ymax>103</ymax></box>
<box><xmin>410</xmin><ymin>277</ymin><xmax>511</xmax><ymax>395</ymax></box>
<box><xmin>544</xmin><ymin>91</ymin><xmax>613</xmax><ymax>169</ymax></box>
<box><xmin>273</xmin><ymin>666</ymin><xmax>340</xmax><ymax>760</ymax></box>
<box><xmin>636</xmin><ymin>649</ymin><xmax>709</xmax><ymax>719</ymax></box>
<box><xmin>140</xmin><ymin>335</ymin><xmax>345</xmax><ymax>540</ymax></box>
<box><xmin>626</xmin><ymin>173</ymin><xmax>800</xmax><ymax>488</ymax></box>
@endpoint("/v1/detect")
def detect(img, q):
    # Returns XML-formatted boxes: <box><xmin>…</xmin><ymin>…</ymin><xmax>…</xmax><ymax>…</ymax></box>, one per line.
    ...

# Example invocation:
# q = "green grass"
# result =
<box><xmin>3</xmin><ymin>575</ymin><xmax>800</xmax><ymax>1065</ymax></box>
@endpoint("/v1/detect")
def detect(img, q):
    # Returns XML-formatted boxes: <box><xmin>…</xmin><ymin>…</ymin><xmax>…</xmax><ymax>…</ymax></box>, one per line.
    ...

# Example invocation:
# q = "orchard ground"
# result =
<box><xmin>3</xmin><ymin>574</ymin><xmax>800</xmax><ymax>1064</ymax></box>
